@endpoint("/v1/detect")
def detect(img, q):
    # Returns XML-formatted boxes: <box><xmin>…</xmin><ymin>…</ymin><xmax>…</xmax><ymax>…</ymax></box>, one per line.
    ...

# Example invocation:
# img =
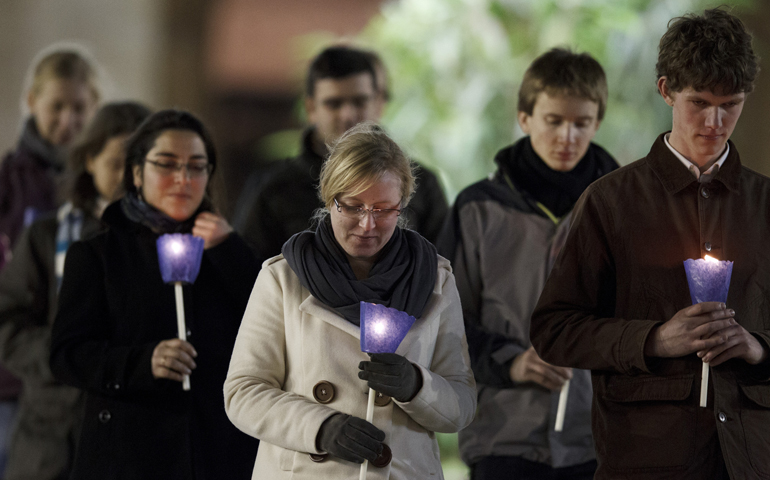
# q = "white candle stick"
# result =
<box><xmin>555</xmin><ymin>379</ymin><xmax>570</xmax><ymax>432</ymax></box>
<box><xmin>700</xmin><ymin>362</ymin><xmax>709</xmax><ymax>407</ymax></box>
<box><xmin>174</xmin><ymin>282</ymin><xmax>191</xmax><ymax>391</ymax></box>
<box><xmin>359</xmin><ymin>387</ymin><xmax>376</xmax><ymax>480</ymax></box>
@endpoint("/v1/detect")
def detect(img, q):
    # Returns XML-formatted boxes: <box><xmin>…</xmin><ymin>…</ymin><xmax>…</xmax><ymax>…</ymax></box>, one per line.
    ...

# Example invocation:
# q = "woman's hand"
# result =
<box><xmin>192</xmin><ymin>212</ymin><xmax>233</xmax><ymax>249</ymax></box>
<box><xmin>358</xmin><ymin>353</ymin><xmax>423</xmax><ymax>402</ymax></box>
<box><xmin>315</xmin><ymin>413</ymin><xmax>384</xmax><ymax>464</ymax></box>
<box><xmin>151</xmin><ymin>339</ymin><xmax>197</xmax><ymax>382</ymax></box>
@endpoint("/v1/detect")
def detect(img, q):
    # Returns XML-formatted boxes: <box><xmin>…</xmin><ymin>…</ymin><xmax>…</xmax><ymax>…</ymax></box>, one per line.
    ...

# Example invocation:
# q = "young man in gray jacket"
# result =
<box><xmin>438</xmin><ymin>48</ymin><xmax>618</xmax><ymax>479</ymax></box>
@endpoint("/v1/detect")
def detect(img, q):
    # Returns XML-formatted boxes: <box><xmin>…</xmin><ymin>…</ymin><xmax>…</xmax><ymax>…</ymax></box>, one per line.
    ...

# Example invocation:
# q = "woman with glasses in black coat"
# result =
<box><xmin>50</xmin><ymin>110</ymin><xmax>259</xmax><ymax>479</ymax></box>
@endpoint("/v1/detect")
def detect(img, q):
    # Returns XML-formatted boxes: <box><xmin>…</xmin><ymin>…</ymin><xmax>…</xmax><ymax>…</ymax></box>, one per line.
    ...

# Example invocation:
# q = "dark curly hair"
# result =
<box><xmin>656</xmin><ymin>7</ymin><xmax>759</xmax><ymax>95</ymax></box>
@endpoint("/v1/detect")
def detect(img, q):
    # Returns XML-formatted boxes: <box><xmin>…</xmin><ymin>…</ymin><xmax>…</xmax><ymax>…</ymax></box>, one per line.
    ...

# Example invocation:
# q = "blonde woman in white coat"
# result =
<box><xmin>225</xmin><ymin>122</ymin><xmax>476</xmax><ymax>479</ymax></box>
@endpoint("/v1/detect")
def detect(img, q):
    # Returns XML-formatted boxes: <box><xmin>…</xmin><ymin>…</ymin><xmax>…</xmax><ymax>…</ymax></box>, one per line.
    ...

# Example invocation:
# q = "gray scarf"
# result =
<box><xmin>282</xmin><ymin>217</ymin><xmax>437</xmax><ymax>325</ymax></box>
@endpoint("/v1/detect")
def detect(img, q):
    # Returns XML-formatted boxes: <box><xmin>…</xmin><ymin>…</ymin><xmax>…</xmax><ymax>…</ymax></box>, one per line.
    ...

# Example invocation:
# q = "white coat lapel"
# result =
<box><xmin>395</xmin><ymin>291</ymin><xmax>451</xmax><ymax>357</ymax></box>
<box><xmin>298</xmin><ymin>294</ymin><xmax>361</xmax><ymax>340</ymax></box>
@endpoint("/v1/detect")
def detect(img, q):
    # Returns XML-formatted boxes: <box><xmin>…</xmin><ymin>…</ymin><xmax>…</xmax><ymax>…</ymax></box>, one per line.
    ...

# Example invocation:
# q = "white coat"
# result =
<box><xmin>225</xmin><ymin>255</ymin><xmax>476</xmax><ymax>479</ymax></box>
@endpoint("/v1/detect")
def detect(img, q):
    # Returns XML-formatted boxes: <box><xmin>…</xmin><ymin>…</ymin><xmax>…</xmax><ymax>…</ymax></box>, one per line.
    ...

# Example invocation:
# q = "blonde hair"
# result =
<box><xmin>318</xmin><ymin>122</ymin><xmax>415</xmax><ymax>224</ymax></box>
<box><xmin>24</xmin><ymin>44</ymin><xmax>101</xmax><ymax>106</ymax></box>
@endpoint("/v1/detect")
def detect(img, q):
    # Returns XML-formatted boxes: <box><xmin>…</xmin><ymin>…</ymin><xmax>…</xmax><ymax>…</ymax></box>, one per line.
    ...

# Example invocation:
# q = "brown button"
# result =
<box><xmin>313</xmin><ymin>381</ymin><xmax>335</xmax><ymax>404</ymax></box>
<box><xmin>309</xmin><ymin>453</ymin><xmax>327</xmax><ymax>462</ymax></box>
<box><xmin>371</xmin><ymin>443</ymin><xmax>392</xmax><ymax>468</ymax></box>
<box><xmin>373</xmin><ymin>391</ymin><xmax>392</xmax><ymax>407</ymax></box>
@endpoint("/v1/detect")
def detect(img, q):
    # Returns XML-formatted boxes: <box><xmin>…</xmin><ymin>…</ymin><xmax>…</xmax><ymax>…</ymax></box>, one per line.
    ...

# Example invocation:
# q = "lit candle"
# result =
<box><xmin>156</xmin><ymin>234</ymin><xmax>205</xmax><ymax>391</ymax></box>
<box><xmin>358</xmin><ymin>302</ymin><xmax>416</xmax><ymax>480</ymax></box>
<box><xmin>683</xmin><ymin>255</ymin><xmax>733</xmax><ymax>407</ymax></box>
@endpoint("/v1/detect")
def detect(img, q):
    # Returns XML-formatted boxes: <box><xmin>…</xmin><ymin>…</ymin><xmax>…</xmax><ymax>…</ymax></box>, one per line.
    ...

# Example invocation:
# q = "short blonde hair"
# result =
<box><xmin>26</xmin><ymin>45</ymin><xmax>101</xmax><ymax>103</ymax></box>
<box><xmin>319</xmin><ymin>122</ymin><xmax>415</xmax><ymax>215</ymax></box>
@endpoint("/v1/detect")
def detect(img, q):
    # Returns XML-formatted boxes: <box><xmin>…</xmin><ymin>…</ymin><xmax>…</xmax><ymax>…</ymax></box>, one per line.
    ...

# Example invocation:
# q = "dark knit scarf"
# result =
<box><xmin>282</xmin><ymin>216</ymin><xmax>438</xmax><ymax>326</ymax></box>
<box><xmin>497</xmin><ymin>136</ymin><xmax>611</xmax><ymax>218</ymax></box>
<box><xmin>120</xmin><ymin>191</ymin><xmax>209</xmax><ymax>234</ymax></box>
<box><xmin>19</xmin><ymin>117</ymin><xmax>65</xmax><ymax>171</ymax></box>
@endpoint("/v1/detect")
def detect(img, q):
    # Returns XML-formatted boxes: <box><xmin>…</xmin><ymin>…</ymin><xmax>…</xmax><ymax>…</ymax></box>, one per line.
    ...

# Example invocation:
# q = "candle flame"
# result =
<box><xmin>373</xmin><ymin>320</ymin><xmax>388</xmax><ymax>337</ymax></box>
<box><xmin>704</xmin><ymin>255</ymin><xmax>718</xmax><ymax>263</ymax></box>
<box><xmin>170</xmin><ymin>241</ymin><xmax>184</xmax><ymax>255</ymax></box>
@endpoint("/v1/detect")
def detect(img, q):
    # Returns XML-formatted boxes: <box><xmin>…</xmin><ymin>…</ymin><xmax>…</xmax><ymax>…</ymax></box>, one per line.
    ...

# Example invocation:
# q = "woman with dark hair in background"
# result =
<box><xmin>0</xmin><ymin>101</ymin><xmax>150</xmax><ymax>480</ymax></box>
<box><xmin>50</xmin><ymin>110</ymin><xmax>259</xmax><ymax>479</ymax></box>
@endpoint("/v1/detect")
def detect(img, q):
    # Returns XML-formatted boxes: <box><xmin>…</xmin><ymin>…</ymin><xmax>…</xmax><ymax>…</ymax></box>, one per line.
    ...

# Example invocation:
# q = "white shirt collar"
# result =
<box><xmin>664</xmin><ymin>133</ymin><xmax>728</xmax><ymax>181</ymax></box>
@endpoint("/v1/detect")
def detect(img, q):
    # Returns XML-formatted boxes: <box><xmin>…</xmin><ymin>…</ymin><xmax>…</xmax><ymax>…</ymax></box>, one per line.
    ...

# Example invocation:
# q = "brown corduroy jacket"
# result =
<box><xmin>531</xmin><ymin>133</ymin><xmax>770</xmax><ymax>480</ymax></box>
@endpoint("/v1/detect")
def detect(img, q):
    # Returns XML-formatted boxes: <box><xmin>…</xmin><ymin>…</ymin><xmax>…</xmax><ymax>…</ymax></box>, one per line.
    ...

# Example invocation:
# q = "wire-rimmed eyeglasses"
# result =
<box><xmin>333</xmin><ymin>198</ymin><xmax>402</xmax><ymax>220</ymax></box>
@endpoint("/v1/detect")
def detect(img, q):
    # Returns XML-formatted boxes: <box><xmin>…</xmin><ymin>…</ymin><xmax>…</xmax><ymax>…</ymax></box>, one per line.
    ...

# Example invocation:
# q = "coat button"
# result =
<box><xmin>309</xmin><ymin>453</ymin><xmax>327</xmax><ymax>462</ymax></box>
<box><xmin>313</xmin><ymin>381</ymin><xmax>335</xmax><ymax>404</ymax></box>
<box><xmin>371</xmin><ymin>443</ymin><xmax>392</xmax><ymax>468</ymax></box>
<box><xmin>701</xmin><ymin>188</ymin><xmax>710</xmax><ymax>198</ymax></box>
<box><xmin>98</xmin><ymin>410</ymin><xmax>111</xmax><ymax>424</ymax></box>
<box><xmin>719</xmin><ymin>412</ymin><xmax>727</xmax><ymax>423</ymax></box>
<box><xmin>373</xmin><ymin>391</ymin><xmax>392</xmax><ymax>407</ymax></box>
<box><xmin>704</xmin><ymin>242</ymin><xmax>712</xmax><ymax>252</ymax></box>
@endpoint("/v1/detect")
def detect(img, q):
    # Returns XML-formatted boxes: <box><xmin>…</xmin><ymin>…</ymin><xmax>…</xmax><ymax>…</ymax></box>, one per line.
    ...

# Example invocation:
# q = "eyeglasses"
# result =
<box><xmin>145</xmin><ymin>160</ymin><xmax>212</xmax><ymax>178</ymax></box>
<box><xmin>334</xmin><ymin>198</ymin><xmax>401</xmax><ymax>220</ymax></box>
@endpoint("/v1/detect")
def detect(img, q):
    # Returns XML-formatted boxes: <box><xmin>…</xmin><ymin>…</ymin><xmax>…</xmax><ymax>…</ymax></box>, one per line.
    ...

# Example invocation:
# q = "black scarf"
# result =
<box><xmin>120</xmin><ymin>191</ymin><xmax>207</xmax><ymax>234</ymax></box>
<box><xmin>282</xmin><ymin>217</ymin><xmax>438</xmax><ymax>326</ymax></box>
<box><xmin>497</xmin><ymin>137</ymin><xmax>613</xmax><ymax>218</ymax></box>
<box><xmin>19</xmin><ymin>117</ymin><xmax>65</xmax><ymax>171</ymax></box>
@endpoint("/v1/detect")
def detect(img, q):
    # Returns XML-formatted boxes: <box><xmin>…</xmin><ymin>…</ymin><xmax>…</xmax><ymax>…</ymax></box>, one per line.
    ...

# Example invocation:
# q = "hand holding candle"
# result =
<box><xmin>156</xmin><ymin>234</ymin><xmax>205</xmax><ymax>391</ymax></box>
<box><xmin>357</xmin><ymin>302</ymin><xmax>416</xmax><ymax>479</ymax></box>
<box><xmin>684</xmin><ymin>255</ymin><xmax>733</xmax><ymax>408</ymax></box>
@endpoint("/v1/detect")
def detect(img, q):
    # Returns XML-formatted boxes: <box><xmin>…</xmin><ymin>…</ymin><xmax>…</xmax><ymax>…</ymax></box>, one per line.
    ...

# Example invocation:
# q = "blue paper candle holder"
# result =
<box><xmin>156</xmin><ymin>234</ymin><xmax>205</xmax><ymax>284</ymax></box>
<box><xmin>684</xmin><ymin>256</ymin><xmax>733</xmax><ymax>304</ymax></box>
<box><xmin>360</xmin><ymin>302</ymin><xmax>416</xmax><ymax>354</ymax></box>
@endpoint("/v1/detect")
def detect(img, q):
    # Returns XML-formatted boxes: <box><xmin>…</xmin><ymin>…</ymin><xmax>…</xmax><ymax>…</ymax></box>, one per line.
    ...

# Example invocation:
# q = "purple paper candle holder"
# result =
<box><xmin>683</xmin><ymin>256</ymin><xmax>733</xmax><ymax>304</ymax></box>
<box><xmin>360</xmin><ymin>302</ymin><xmax>416</xmax><ymax>354</ymax></box>
<box><xmin>157</xmin><ymin>234</ymin><xmax>205</xmax><ymax>284</ymax></box>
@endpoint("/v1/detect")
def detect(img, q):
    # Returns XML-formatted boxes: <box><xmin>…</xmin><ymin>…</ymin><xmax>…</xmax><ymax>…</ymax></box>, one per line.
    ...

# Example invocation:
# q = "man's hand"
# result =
<box><xmin>510</xmin><ymin>346</ymin><xmax>572</xmax><ymax>391</ymax></box>
<box><xmin>644</xmin><ymin>302</ymin><xmax>735</xmax><ymax>358</ymax></box>
<box><xmin>698</xmin><ymin>321</ymin><xmax>768</xmax><ymax>366</ymax></box>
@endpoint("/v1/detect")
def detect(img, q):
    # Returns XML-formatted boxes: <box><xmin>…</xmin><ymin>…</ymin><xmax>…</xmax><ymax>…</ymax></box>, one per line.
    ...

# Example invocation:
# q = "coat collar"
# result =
<box><xmin>647</xmin><ymin>132</ymin><xmax>742</xmax><ymax>195</ymax></box>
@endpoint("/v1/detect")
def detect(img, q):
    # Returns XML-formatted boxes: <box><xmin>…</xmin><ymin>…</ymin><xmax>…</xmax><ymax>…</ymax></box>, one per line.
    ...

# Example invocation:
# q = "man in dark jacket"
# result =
<box><xmin>531</xmin><ymin>8</ymin><xmax>769</xmax><ymax>479</ymax></box>
<box><xmin>438</xmin><ymin>48</ymin><xmax>618</xmax><ymax>479</ymax></box>
<box><xmin>234</xmin><ymin>46</ymin><xmax>447</xmax><ymax>261</ymax></box>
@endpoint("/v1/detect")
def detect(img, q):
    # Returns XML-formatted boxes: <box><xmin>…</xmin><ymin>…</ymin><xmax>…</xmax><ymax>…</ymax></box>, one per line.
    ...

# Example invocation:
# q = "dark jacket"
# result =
<box><xmin>234</xmin><ymin>127</ymin><xmax>448</xmax><ymax>261</ymax></box>
<box><xmin>50</xmin><ymin>203</ymin><xmax>259</xmax><ymax>480</ymax></box>
<box><xmin>438</xmin><ymin>139</ymin><xmax>617</xmax><ymax>468</ymax></box>
<box><xmin>531</xmin><ymin>134</ymin><xmax>770</xmax><ymax>479</ymax></box>
<box><xmin>0</xmin><ymin>208</ymin><xmax>103</xmax><ymax>480</ymax></box>
<box><xmin>0</xmin><ymin>118</ymin><xmax>64</xmax><ymax>399</ymax></box>
<box><xmin>0</xmin><ymin>119</ymin><xmax>65</xmax><ymax>251</ymax></box>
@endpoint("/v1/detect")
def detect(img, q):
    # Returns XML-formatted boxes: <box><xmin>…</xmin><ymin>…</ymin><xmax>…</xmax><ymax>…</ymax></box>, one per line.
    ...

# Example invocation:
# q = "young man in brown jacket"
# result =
<box><xmin>531</xmin><ymin>8</ymin><xmax>769</xmax><ymax>480</ymax></box>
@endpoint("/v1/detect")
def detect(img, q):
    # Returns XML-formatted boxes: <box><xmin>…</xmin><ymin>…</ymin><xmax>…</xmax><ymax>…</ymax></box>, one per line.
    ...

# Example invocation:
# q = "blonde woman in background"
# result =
<box><xmin>0</xmin><ymin>45</ymin><xmax>100</xmax><ymax>476</ymax></box>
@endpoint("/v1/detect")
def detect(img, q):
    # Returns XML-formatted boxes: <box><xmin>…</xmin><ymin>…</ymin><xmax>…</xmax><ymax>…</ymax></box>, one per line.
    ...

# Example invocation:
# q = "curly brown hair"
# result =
<box><xmin>656</xmin><ymin>7</ymin><xmax>759</xmax><ymax>95</ymax></box>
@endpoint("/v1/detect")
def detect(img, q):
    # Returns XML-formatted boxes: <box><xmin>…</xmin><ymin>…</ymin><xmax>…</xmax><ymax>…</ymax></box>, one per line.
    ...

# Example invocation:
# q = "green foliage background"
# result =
<box><xmin>353</xmin><ymin>0</ymin><xmax>754</xmax><ymax>200</ymax></box>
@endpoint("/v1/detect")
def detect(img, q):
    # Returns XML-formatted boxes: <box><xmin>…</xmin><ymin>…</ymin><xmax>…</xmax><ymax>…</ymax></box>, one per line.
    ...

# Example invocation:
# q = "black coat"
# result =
<box><xmin>50</xmin><ymin>203</ymin><xmax>259</xmax><ymax>480</ymax></box>
<box><xmin>233</xmin><ymin>127</ymin><xmax>449</xmax><ymax>262</ymax></box>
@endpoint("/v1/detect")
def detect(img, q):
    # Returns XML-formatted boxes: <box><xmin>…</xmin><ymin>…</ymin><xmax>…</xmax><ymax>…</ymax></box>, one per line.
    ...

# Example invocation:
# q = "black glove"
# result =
<box><xmin>358</xmin><ymin>352</ymin><xmax>423</xmax><ymax>402</ymax></box>
<box><xmin>315</xmin><ymin>413</ymin><xmax>385</xmax><ymax>464</ymax></box>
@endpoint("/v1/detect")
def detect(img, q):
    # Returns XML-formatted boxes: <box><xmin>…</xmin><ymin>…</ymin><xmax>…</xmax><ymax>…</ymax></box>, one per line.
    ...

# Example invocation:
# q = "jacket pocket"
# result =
<box><xmin>739</xmin><ymin>383</ymin><xmax>770</xmax><ymax>477</ymax></box>
<box><xmin>599</xmin><ymin>374</ymin><xmax>695</xmax><ymax>472</ymax></box>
